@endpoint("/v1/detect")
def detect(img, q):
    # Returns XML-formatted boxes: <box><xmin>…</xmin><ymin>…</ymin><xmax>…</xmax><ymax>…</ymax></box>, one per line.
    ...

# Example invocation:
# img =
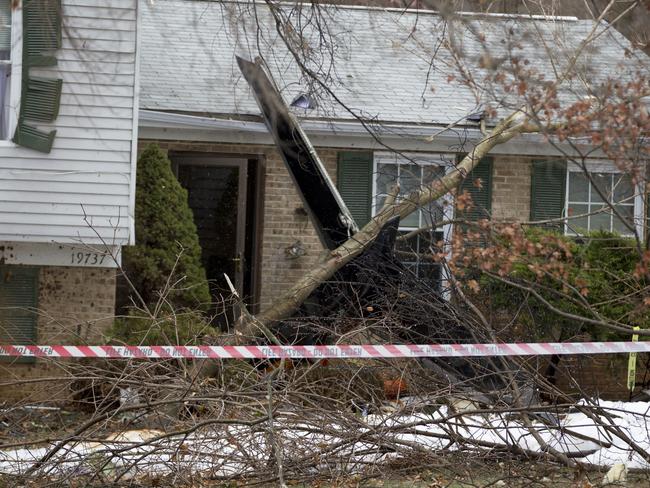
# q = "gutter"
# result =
<box><xmin>138</xmin><ymin>109</ymin><xmax>603</xmax><ymax>158</ymax></box>
<box><xmin>140</xmin><ymin>109</ymin><xmax>495</xmax><ymax>140</ymax></box>
<box><xmin>139</xmin><ymin>109</ymin><xmax>269</xmax><ymax>134</ymax></box>
<box><xmin>212</xmin><ymin>1</ymin><xmax>580</xmax><ymax>22</ymax></box>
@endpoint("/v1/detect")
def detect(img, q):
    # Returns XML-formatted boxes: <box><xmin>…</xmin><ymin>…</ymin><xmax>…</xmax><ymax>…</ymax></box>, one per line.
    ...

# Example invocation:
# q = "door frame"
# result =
<box><xmin>171</xmin><ymin>154</ymin><xmax>249</xmax><ymax>295</ymax></box>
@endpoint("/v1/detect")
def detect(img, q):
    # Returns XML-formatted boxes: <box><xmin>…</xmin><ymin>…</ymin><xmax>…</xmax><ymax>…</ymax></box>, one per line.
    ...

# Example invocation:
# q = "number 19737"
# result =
<box><xmin>70</xmin><ymin>252</ymin><xmax>107</xmax><ymax>266</ymax></box>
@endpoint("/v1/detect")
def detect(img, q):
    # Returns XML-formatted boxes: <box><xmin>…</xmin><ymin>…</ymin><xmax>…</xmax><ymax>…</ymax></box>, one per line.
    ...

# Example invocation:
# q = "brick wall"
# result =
<box><xmin>545</xmin><ymin>353</ymin><xmax>648</xmax><ymax>400</ymax></box>
<box><xmin>137</xmin><ymin>143</ymin><xmax>540</xmax><ymax>311</ymax></box>
<box><xmin>138</xmin><ymin>140</ymin><xmax>336</xmax><ymax>311</ymax></box>
<box><xmin>0</xmin><ymin>266</ymin><xmax>116</xmax><ymax>401</ymax></box>
<box><xmin>37</xmin><ymin>267</ymin><xmax>116</xmax><ymax>343</ymax></box>
<box><xmin>491</xmin><ymin>156</ymin><xmax>531</xmax><ymax>221</ymax></box>
<box><xmin>140</xmin><ymin>141</ymin><xmax>545</xmax><ymax>311</ymax></box>
<box><xmin>259</xmin><ymin>146</ymin><xmax>338</xmax><ymax>310</ymax></box>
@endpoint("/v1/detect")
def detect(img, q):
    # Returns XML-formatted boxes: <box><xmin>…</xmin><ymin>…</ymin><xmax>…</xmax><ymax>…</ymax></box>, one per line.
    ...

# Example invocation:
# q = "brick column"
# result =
<box><xmin>491</xmin><ymin>156</ymin><xmax>532</xmax><ymax>221</ymax></box>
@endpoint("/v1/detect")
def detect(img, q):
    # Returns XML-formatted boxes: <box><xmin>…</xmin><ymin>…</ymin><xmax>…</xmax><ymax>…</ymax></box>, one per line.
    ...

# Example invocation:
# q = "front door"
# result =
<box><xmin>174</xmin><ymin>155</ymin><xmax>248</xmax><ymax>327</ymax></box>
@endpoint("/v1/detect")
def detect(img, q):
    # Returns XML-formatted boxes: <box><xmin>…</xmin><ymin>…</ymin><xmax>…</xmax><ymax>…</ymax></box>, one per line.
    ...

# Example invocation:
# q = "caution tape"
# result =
<box><xmin>0</xmin><ymin>342</ymin><xmax>648</xmax><ymax>360</ymax></box>
<box><xmin>628</xmin><ymin>326</ymin><xmax>641</xmax><ymax>391</ymax></box>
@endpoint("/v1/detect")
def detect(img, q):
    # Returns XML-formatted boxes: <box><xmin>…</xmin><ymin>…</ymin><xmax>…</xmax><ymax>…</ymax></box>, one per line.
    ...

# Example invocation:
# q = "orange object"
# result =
<box><xmin>383</xmin><ymin>378</ymin><xmax>408</xmax><ymax>399</ymax></box>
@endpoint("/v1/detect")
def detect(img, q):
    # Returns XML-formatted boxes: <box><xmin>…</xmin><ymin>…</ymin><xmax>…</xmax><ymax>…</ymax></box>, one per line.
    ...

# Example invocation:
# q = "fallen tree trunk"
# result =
<box><xmin>238</xmin><ymin>110</ymin><xmax>536</xmax><ymax>338</ymax></box>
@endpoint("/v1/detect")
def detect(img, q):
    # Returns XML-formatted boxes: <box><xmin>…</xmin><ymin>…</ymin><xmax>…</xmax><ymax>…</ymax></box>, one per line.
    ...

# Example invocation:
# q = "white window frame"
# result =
<box><xmin>0</xmin><ymin>3</ymin><xmax>21</xmax><ymax>144</ymax></box>
<box><xmin>372</xmin><ymin>152</ymin><xmax>455</xmax><ymax>295</ymax></box>
<box><xmin>564</xmin><ymin>160</ymin><xmax>644</xmax><ymax>238</ymax></box>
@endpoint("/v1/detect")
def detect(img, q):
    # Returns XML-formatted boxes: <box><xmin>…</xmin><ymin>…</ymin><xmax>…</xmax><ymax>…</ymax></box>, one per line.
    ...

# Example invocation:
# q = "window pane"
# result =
<box><xmin>420</xmin><ymin>165</ymin><xmax>445</xmax><ymax>228</ymax></box>
<box><xmin>568</xmin><ymin>172</ymin><xmax>589</xmax><ymax>202</ymax></box>
<box><xmin>613</xmin><ymin>205</ymin><xmax>635</xmax><ymax>234</ymax></box>
<box><xmin>375</xmin><ymin>163</ymin><xmax>397</xmax><ymax>212</ymax></box>
<box><xmin>566</xmin><ymin>204</ymin><xmax>588</xmax><ymax>234</ymax></box>
<box><xmin>422</xmin><ymin>165</ymin><xmax>445</xmax><ymax>184</ymax></box>
<box><xmin>613</xmin><ymin>174</ymin><xmax>634</xmax><ymax>202</ymax></box>
<box><xmin>590</xmin><ymin>205</ymin><xmax>611</xmax><ymax>231</ymax></box>
<box><xmin>418</xmin><ymin>232</ymin><xmax>442</xmax><ymax>289</ymax></box>
<box><xmin>396</xmin><ymin>233</ymin><xmax>419</xmax><ymax>263</ymax></box>
<box><xmin>400</xmin><ymin>164</ymin><xmax>421</xmax><ymax>194</ymax></box>
<box><xmin>395</xmin><ymin>231</ymin><xmax>442</xmax><ymax>287</ymax></box>
<box><xmin>417</xmin><ymin>231</ymin><xmax>435</xmax><ymax>251</ymax></box>
<box><xmin>399</xmin><ymin>164</ymin><xmax>422</xmax><ymax>228</ymax></box>
<box><xmin>566</xmin><ymin>170</ymin><xmax>636</xmax><ymax>237</ymax></box>
<box><xmin>401</xmin><ymin>209</ymin><xmax>420</xmax><ymax>228</ymax></box>
<box><xmin>591</xmin><ymin>173</ymin><xmax>612</xmax><ymax>203</ymax></box>
<box><xmin>421</xmin><ymin>201</ymin><xmax>444</xmax><ymax>228</ymax></box>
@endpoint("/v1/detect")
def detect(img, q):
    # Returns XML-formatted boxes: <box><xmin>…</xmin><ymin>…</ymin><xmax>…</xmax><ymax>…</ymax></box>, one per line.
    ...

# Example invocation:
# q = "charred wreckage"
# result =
<box><xmin>236</xmin><ymin>57</ymin><xmax>534</xmax><ymax>405</ymax></box>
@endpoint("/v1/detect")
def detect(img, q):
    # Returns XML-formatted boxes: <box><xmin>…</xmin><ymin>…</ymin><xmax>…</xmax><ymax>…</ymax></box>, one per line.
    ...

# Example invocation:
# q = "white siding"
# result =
<box><xmin>0</xmin><ymin>0</ymin><xmax>138</xmax><ymax>246</ymax></box>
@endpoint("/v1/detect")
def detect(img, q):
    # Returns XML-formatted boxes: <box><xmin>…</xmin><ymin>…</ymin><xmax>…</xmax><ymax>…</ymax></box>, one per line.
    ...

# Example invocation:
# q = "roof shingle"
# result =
<box><xmin>139</xmin><ymin>1</ymin><xmax>648</xmax><ymax>127</ymax></box>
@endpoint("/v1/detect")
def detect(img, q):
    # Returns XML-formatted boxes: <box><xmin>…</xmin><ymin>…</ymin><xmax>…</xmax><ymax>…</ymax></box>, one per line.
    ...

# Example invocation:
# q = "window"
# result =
<box><xmin>373</xmin><ymin>152</ymin><xmax>454</xmax><ymax>286</ymax></box>
<box><xmin>565</xmin><ymin>167</ymin><xmax>640</xmax><ymax>236</ymax></box>
<box><xmin>530</xmin><ymin>160</ymin><xmax>643</xmax><ymax>236</ymax></box>
<box><xmin>337</xmin><ymin>151</ymin><xmax>490</xmax><ymax>293</ymax></box>
<box><xmin>0</xmin><ymin>0</ymin><xmax>12</xmax><ymax>139</ymax></box>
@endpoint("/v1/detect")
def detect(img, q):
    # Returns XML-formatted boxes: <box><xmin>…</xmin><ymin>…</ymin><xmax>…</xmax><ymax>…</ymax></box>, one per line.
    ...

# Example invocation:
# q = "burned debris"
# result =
<box><xmin>236</xmin><ymin>57</ymin><xmax>532</xmax><ymax>404</ymax></box>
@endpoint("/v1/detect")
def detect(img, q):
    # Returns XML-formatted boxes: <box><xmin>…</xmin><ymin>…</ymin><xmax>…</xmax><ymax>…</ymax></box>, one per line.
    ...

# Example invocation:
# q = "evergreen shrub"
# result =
<box><xmin>109</xmin><ymin>312</ymin><xmax>211</xmax><ymax>345</ymax></box>
<box><xmin>481</xmin><ymin>229</ymin><xmax>646</xmax><ymax>341</ymax></box>
<box><xmin>121</xmin><ymin>144</ymin><xmax>210</xmax><ymax>312</ymax></box>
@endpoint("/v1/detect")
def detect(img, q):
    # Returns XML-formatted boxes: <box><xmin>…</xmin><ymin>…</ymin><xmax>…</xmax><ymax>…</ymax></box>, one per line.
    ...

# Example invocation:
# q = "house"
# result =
<box><xmin>1</xmin><ymin>0</ymin><xmax>647</xmax><ymax>399</ymax></box>
<box><xmin>137</xmin><ymin>0</ymin><xmax>648</xmax><ymax>316</ymax></box>
<box><xmin>0</xmin><ymin>0</ymin><xmax>139</xmax><ymax>395</ymax></box>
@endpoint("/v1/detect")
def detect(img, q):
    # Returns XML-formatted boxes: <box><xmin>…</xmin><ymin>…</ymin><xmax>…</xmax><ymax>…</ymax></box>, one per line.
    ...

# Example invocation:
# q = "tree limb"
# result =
<box><xmin>242</xmin><ymin>109</ymin><xmax>539</xmax><ymax>334</ymax></box>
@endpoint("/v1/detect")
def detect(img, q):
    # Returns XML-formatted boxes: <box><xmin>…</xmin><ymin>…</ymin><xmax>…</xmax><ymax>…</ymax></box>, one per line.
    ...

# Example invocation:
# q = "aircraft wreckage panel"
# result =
<box><xmin>236</xmin><ymin>56</ymin><xmax>357</xmax><ymax>250</ymax></box>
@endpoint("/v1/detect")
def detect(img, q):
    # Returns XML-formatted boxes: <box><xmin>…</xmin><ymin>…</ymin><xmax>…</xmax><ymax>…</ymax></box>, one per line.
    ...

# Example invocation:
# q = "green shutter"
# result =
<box><xmin>337</xmin><ymin>151</ymin><xmax>373</xmax><ymax>227</ymax></box>
<box><xmin>530</xmin><ymin>160</ymin><xmax>567</xmax><ymax>229</ymax></box>
<box><xmin>13</xmin><ymin>122</ymin><xmax>56</xmax><ymax>153</ymax></box>
<box><xmin>458</xmin><ymin>156</ymin><xmax>493</xmax><ymax>220</ymax></box>
<box><xmin>23</xmin><ymin>0</ymin><xmax>61</xmax><ymax>67</ymax></box>
<box><xmin>13</xmin><ymin>0</ymin><xmax>62</xmax><ymax>153</ymax></box>
<box><xmin>22</xmin><ymin>76</ymin><xmax>62</xmax><ymax>122</ymax></box>
<box><xmin>0</xmin><ymin>266</ymin><xmax>39</xmax><ymax>363</ymax></box>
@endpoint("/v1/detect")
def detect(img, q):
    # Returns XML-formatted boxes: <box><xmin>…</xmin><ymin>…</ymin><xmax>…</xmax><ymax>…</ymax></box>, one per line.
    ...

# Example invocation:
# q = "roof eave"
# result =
<box><xmin>137</xmin><ymin>109</ymin><xmax>604</xmax><ymax>158</ymax></box>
